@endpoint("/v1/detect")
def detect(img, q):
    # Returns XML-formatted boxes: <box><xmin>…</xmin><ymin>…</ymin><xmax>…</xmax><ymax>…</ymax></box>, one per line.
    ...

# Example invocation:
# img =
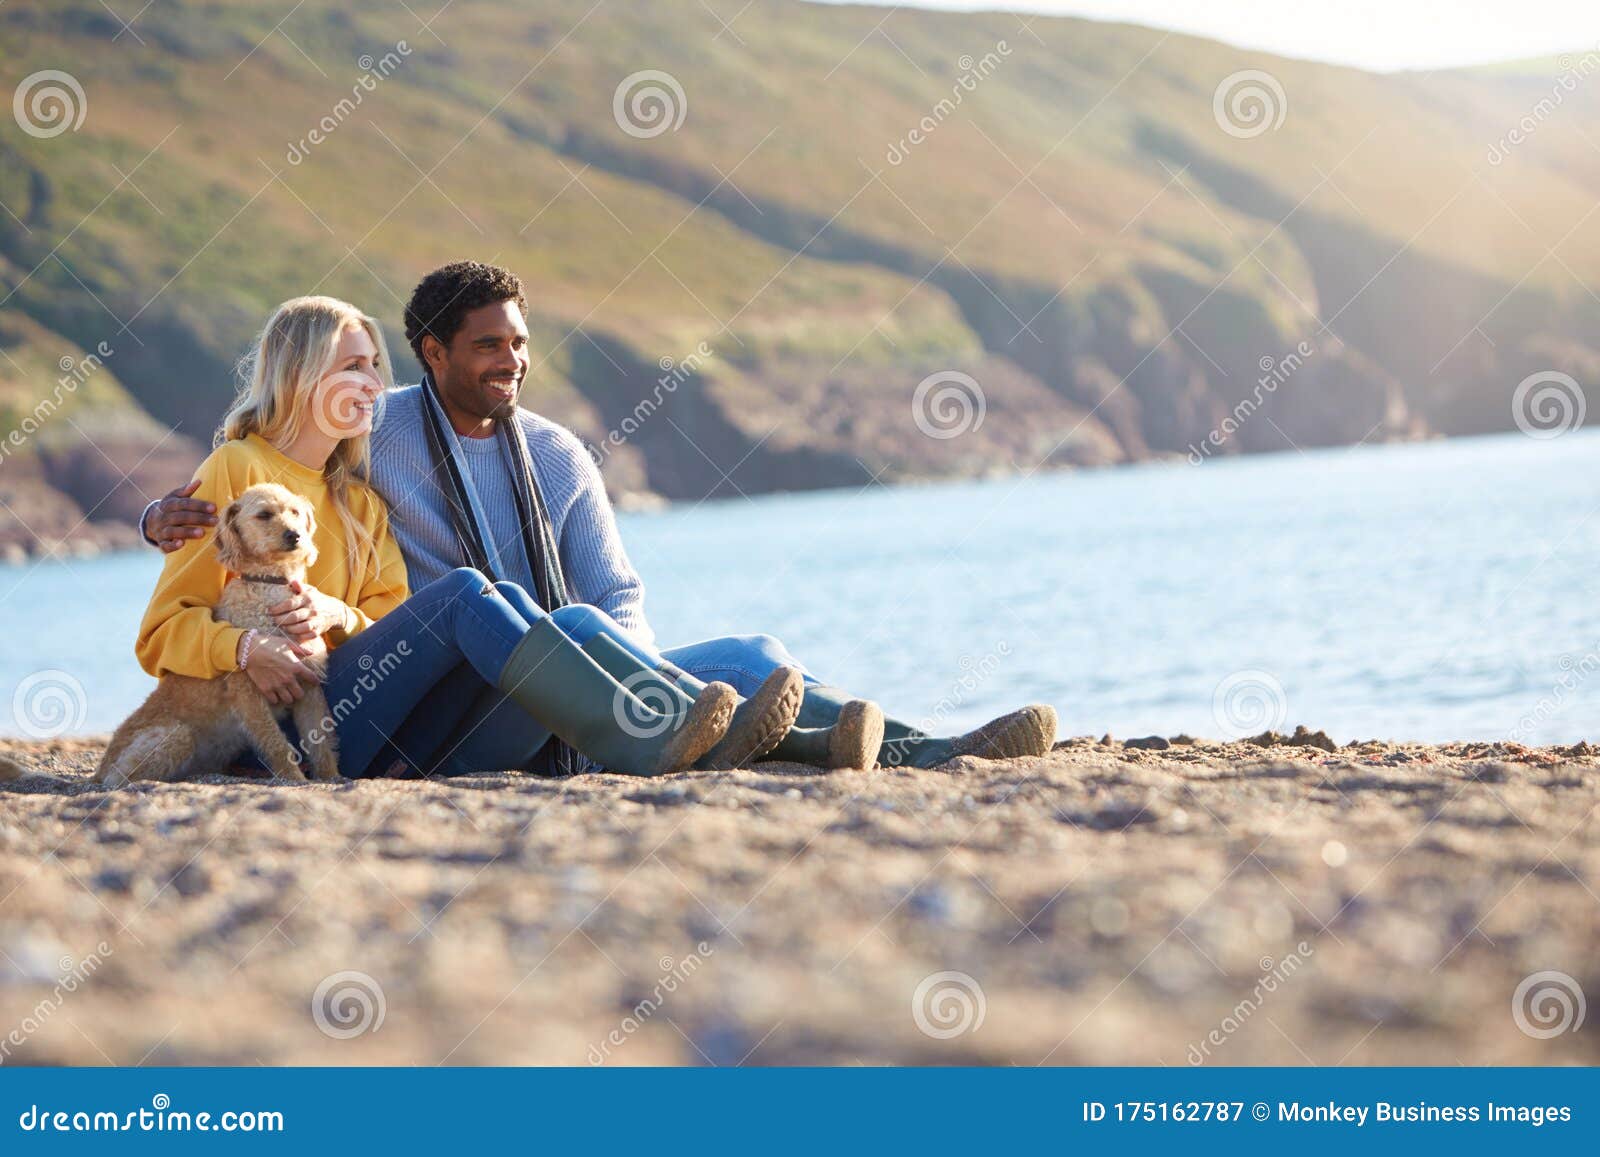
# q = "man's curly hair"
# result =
<box><xmin>403</xmin><ymin>261</ymin><xmax>527</xmax><ymax>366</ymax></box>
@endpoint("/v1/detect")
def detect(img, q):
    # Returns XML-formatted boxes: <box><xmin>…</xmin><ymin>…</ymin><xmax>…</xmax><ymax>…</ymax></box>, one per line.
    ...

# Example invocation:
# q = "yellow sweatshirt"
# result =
<box><xmin>135</xmin><ymin>433</ymin><xmax>410</xmax><ymax>679</ymax></box>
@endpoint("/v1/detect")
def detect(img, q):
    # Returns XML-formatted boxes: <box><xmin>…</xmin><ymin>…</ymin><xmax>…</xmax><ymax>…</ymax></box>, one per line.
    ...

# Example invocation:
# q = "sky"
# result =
<box><xmin>812</xmin><ymin>0</ymin><xmax>1600</xmax><ymax>72</ymax></box>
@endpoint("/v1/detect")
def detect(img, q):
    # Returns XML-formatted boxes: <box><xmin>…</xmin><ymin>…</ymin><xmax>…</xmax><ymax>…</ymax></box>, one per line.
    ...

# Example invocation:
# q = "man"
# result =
<box><xmin>144</xmin><ymin>261</ymin><xmax>1055</xmax><ymax>773</ymax></box>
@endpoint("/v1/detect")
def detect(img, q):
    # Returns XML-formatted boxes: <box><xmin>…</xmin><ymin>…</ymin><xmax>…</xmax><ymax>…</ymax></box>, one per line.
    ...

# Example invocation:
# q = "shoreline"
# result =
<box><xmin>1</xmin><ymin>733</ymin><xmax>1595</xmax><ymax>1065</ymax></box>
<box><xmin>2</xmin><ymin>428</ymin><xmax>1571</xmax><ymax>565</ymax></box>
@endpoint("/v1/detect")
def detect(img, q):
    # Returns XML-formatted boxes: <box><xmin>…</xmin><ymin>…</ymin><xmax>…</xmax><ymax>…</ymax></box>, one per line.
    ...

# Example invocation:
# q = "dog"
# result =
<box><xmin>2</xmin><ymin>483</ymin><xmax>342</xmax><ymax>789</ymax></box>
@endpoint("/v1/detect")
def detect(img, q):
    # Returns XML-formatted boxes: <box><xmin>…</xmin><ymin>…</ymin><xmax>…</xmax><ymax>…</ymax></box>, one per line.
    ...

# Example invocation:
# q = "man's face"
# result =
<box><xmin>427</xmin><ymin>300</ymin><xmax>530</xmax><ymax>424</ymax></box>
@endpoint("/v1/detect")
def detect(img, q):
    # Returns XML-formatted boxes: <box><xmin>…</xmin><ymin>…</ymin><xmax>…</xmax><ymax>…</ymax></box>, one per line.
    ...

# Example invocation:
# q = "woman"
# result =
<box><xmin>135</xmin><ymin>296</ymin><xmax>848</xmax><ymax>779</ymax></box>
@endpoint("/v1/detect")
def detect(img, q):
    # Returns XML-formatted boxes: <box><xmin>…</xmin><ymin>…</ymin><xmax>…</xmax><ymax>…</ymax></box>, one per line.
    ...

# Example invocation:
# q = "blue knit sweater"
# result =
<box><xmin>366</xmin><ymin>385</ymin><xmax>653</xmax><ymax>644</ymax></box>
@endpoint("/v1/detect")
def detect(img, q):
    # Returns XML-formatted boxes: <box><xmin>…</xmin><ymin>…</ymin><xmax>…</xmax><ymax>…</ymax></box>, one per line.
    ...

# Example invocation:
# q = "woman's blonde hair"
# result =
<box><xmin>219</xmin><ymin>295</ymin><xmax>394</xmax><ymax>579</ymax></box>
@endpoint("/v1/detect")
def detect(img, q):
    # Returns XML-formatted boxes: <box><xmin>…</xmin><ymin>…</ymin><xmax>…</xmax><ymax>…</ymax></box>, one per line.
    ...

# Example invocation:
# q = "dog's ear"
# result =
<box><xmin>297</xmin><ymin>502</ymin><xmax>319</xmax><ymax>569</ymax></box>
<box><xmin>214</xmin><ymin>501</ymin><xmax>243</xmax><ymax>571</ymax></box>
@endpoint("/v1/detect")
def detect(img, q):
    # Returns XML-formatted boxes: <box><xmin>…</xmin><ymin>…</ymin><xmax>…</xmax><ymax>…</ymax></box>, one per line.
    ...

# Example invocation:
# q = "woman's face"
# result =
<box><xmin>309</xmin><ymin>322</ymin><xmax>383</xmax><ymax>440</ymax></box>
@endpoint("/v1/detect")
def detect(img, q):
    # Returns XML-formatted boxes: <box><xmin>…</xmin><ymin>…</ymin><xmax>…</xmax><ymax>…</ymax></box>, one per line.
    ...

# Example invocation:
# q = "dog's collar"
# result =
<box><xmin>239</xmin><ymin>573</ymin><xmax>291</xmax><ymax>586</ymax></box>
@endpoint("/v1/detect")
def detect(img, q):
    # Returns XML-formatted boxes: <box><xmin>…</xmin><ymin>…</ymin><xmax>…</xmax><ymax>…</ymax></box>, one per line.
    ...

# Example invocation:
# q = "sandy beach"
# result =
<box><xmin>0</xmin><ymin>733</ymin><xmax>1595</xmax><ymax>1066</ymax></box>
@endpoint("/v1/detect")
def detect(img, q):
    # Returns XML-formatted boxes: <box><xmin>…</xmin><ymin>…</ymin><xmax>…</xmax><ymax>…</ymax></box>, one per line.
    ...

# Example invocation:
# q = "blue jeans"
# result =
<box><xmin>370</xmin><ymin>604</ymin><xmax>820</xmax><ymax>778</ymax></box>
<box><xmin>323</xmin><ymin>568</ymin><xmax>586</xmax><ymax>777</ymax></box>
<box><xmin>307</xmin><ymin>567</ymin><xmax>823</xmax><ymax>778</ymax></box>
<box><xmin>548</xmin><ymin>605</ymin><xmax>817</xmax><ymax>697</ymax></box>
<box><xmin>658</xmin><ymin>634</ymin><xmax>817</xmax><ymax>697</ymax></box>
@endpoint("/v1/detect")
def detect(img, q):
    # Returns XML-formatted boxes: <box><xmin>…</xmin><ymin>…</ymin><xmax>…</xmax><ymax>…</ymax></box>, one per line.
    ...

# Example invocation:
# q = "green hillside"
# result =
<box><xmin>3</xmin><ymin>0</ymin><xmax>1599</xmax><ymax>551</ymax></box>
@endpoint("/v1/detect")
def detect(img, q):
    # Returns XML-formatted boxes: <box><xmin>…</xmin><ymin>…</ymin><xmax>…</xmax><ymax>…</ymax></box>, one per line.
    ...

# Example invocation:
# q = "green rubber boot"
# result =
<box><xmin>497</xmin><ymin>619</ymin><xmax>736</xmax><ymax>776</ymax></box>
<box><xmin>650</xmin><ymin>658</ymin><xmax>879</xmax><ymax>769</ymax></box>
<box><xmin>795</xmin><ymin>684</ymin><xmax>1058</xmax><ymax>768</ymax></box>
<box><xmin>765</xmin><ymin>698</ymin><xmax>886</xmax><ymax>770</ymax></box>
<box><xmin>582</xmin><ymin>637</ymin><xmax>804</xmax><ymax>770</ymax></box>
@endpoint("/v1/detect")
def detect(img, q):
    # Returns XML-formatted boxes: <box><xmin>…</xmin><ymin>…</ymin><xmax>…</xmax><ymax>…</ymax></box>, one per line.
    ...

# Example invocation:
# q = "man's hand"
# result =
<box><xmin>145</xmin><ymin>480</ymin><xmax>218</xmax><ymax>553</ymax></box>
<box><xmin>240</xmin><ymin>634</ymin><xmax>319</xmax><ymax>706</ymax></box>
<box><xmin>268</xmin><ymin>580</ymin><xmax>350</xmax><ymax>643</ymax></box>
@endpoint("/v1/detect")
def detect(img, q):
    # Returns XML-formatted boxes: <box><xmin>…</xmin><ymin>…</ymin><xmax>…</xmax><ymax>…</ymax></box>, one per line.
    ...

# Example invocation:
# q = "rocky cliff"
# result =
<box><xmin>3</xmin><ymin>1</ymin><xmax>1598</xmax><ymax>555</ymax></box>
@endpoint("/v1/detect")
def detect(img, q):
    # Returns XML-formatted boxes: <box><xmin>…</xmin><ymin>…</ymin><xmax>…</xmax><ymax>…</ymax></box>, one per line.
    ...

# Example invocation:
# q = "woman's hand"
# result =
<box><xmin>241</xmin><ymin>633</ymin><xmax>320</xmax><ymax>706</ymax></box>
<box><xmin>268</xmin><ymin>581</ymin><xmax>351</xmax><ymax>643</ymax></box>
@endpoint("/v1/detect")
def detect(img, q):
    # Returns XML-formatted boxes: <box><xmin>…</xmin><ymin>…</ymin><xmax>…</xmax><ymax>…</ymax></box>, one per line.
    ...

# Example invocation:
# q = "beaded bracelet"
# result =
<box><xmin>238</xmin><ymin>628</ymin><xmax>260</xmax><ymax>670</ymax></box>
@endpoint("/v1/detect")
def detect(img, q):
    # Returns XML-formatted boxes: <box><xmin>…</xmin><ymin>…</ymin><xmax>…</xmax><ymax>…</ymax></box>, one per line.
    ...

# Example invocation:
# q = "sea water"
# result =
<box><xmin>3</xmin><ymin>430</ymin><xmax>1597</xmax><ymax>744</ymax></box>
